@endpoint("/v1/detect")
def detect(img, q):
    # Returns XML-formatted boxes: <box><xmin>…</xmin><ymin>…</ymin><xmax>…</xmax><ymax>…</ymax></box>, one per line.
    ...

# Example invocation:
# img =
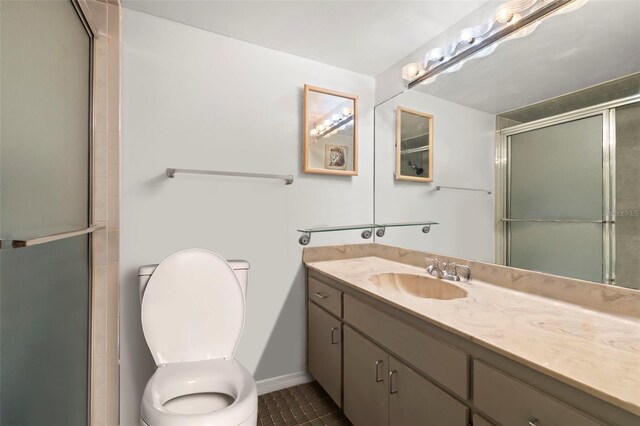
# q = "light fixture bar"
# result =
<box><xmin>312</xmin><ymin>114</ymin><xmax>354</xmax><ymax>142</ymax></box>
<box><xmin>408</xmin><ymin>0</ymin><xmax>576</xmax><ymax>89</ymax></box>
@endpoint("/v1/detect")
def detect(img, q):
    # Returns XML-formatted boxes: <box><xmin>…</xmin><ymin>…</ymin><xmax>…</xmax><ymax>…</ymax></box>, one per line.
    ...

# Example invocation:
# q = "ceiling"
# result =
<box><xmin>121</xmin><ymin>0</ymin><xmax>487</xmax><ymax>76</ymax></box>
<box><xmin>414</xmin><ymin>0</ymin><xmax>640</xmax><ymax>114</ymax></box>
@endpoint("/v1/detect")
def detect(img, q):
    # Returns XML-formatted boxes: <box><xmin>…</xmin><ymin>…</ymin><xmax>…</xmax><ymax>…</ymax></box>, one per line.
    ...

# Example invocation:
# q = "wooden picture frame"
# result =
<box><xmin>395</xmin><ymin>106</ymin><xmax>433</xmax><ymax>182</ymax></box>
<box><xmin>303</xmin><ymin>84</ymin><xmax>358</xmax><ymax>176</ymax></box>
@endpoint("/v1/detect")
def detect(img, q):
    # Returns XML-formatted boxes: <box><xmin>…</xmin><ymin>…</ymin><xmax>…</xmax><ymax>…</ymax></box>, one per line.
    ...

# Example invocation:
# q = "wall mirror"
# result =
<box><xmin>396</xmin><ymin>107</ymin><xmax>433</xmax><ymax>182</ymax></box>
<box><xmin>374</xmin><ymin>0</ymin><xmax>640</xmax><ymax>290</ymax></box>
<box><xmin>304</xmin><ymin>85</ymin><xmax>358</xmax><ymax>175</ymax></box>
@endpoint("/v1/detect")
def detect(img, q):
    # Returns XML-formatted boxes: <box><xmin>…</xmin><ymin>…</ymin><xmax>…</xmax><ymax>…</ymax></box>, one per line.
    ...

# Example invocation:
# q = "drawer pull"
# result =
<box><xmin>314</xmin><ymin>292</ymin><xmax>328</xmax><ymax>299</ymax></box>
<box><xmin>375</xmin><ymin>360</ymin><xmax>384</xmax><ymax>382</ymax></box>
<box><xmin>330</xmin><ymin>327</ymin><xmax>340</xmax><ymax>344</ymax></box>
<box><xmin>389</xmin><ymin>370</ymin><xmax>398</xmax><ymax>394</ymax></box>
<box><xmin>528</xmin><ymin>419</ymin><xmax>539</xmax><ymax>426</ymax></box>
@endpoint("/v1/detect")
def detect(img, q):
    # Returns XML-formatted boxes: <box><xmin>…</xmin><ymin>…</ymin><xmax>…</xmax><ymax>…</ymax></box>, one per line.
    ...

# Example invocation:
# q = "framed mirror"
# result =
<box><xmin>396</xmin><ymin>107</ymin><xmax>433</xmax><ymax>182</ymax></box>
<box><xmin>303</xmin><ymin>84</ymin><xmax>358</xmax><ymax>175</ymax></box>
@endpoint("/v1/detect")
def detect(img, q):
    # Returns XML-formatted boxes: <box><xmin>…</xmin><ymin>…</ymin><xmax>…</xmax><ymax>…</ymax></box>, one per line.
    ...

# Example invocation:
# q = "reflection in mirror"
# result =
<box><xmin>396</xmin><ymin>108</ymin><xmax>433</xmax><ymax>182</ymax></box>
<box><xmin>304</xmin><ymin>85</ymin><xmax>358</xmax><ymax>175</ymax></box>
<box><xmin>374</xmin><ymin>0</ymin><xmax>640</xmax><ymax>289</ymax></box>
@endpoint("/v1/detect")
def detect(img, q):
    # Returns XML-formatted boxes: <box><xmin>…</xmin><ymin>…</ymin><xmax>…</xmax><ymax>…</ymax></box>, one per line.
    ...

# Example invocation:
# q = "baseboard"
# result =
<box><xmin>256</xmin><ymin>371</ymin><xmax>314</xmax><ymax>395</ymax></box>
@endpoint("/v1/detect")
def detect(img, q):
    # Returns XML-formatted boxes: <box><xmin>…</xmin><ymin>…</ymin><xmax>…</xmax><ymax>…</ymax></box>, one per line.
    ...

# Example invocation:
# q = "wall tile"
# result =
<box><xmin>93</xmin><ymin>352</ymin><xmax>106</xmax><ymax>399</ymax></box>
<box><xmin>93</xmin><ymin>37</ymin><xmax>109</xmax><ymax>135</ymax></box>
<box><xmin>108</xmin><ymin>131</ymin><xmax>120</xmax><ymax>166</ymax></box>
<box><xmin>94</xmin><ymin>265</ymin><xmax>108</xmax><ymax>310</ymax></box>
<box><xmin>107</xmin><ymin>260</ymin><xmax>120</xmax><ymax>317</ymax></box>
<box><xmin>108</xmin><ymin>197</ymin><xmax>120</xmax><ymax>230</ymax></box>
<box><xmin>94</xmin><ymin>227</ymin><xmax>108</xmax><ymax>267</ymax></box>
<box><xmin>108</xmin><ymin>229</ymin><xmax>120</xmax><ymax>262</ymax></box>
<box><xmin>93</xmin><ymin>305</ymin><xmax>107</xmax><ymax>355</ymax></box>
<box><xmin>107</xmin><ymin>356</ymin><xmax>119</xmax><ymax>415</ymax></box>
<box><xmin>107</xmin><ymin>4</ymin><xmax>121</xmax><ymax>133</ymax></box>
<box><xmin>94</xmin><ymin>177</ymin><xmax>108</xmax><ymax>223</ymax></box>
<box><xmin>107</xmin><ymin>414</ymin><xmax>119</xmax><ymax>426</ymax></box>
<box><xmin>109</xmin><ymin>163</ymin><xmax>120</xmax><ymax>198</ymax></box>
<box><xmin>93</xmin><ymin>397</ymin><xmax>106</xmax><ymax>426</ymax></box>
<box><xmin>107</xmin><ymin>309</ymin><xmax>119</xmax><ymax>351</ymax></box>
<box><xmin>94</xmin><ymin>132</ymin><xmax>108</xmax><ymax>178</ymax></box>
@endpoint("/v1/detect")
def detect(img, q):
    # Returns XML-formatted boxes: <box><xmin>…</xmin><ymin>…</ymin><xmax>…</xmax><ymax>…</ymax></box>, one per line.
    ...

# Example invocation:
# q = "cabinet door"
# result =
<box><xmin>389</xmin><ymin>356</ymin><xmax>469</xmax><ymax>426</ymax></box>
<box><xmin>344</xmin><ymin>325</ymin><xmax>389</xmax><ymax>426</ymax></box>
<box><xmin>308</xmin><ymin>302</ymin><xmax>342</xmax><ymax>406</ymax></box>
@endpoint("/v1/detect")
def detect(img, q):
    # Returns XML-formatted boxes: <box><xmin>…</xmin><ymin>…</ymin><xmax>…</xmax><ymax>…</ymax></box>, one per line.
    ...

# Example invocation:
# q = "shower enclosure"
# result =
<box><xmin>1</xmin><ymin>1</ymin><xmax>94</xmax><ymax>424</ymax></box>
<box><xmin>499</xmin><ymin>98</ymin><xmax>640</xmax><ymax>289</ymax></box>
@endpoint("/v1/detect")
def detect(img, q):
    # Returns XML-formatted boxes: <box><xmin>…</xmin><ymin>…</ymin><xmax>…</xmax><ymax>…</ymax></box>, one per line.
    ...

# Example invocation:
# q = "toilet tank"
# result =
<box><xmin>137</xmin><ymin>259</ymin><xmax>250</xmax><ymax>303</ymax></box>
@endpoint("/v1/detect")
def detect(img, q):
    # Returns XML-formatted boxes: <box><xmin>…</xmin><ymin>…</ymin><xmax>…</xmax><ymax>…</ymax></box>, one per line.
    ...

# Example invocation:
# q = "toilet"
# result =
<box><xmin>138</xmin><ymin>248</ymin><xmax>258</xmax><ymax>426</ymax></box>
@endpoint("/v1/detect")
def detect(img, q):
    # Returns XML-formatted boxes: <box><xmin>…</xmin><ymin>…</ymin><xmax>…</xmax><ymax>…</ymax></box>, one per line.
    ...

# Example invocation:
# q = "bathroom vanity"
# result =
<box><xmin>303</xmin><ymin>244</ymin><xmax>640</xmax><ymax>426</ymax></box>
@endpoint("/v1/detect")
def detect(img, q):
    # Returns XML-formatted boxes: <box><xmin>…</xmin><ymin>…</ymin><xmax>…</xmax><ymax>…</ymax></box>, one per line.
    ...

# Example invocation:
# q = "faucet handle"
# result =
<box><xmin>425</xmin><ymin>257</ymin><xmax>439</xmax><ymax>267</ymax></box>
<box><xmin>454</xmin><ymin>264</ymin><xmax>471</xmax><ymax>281</ymax></box>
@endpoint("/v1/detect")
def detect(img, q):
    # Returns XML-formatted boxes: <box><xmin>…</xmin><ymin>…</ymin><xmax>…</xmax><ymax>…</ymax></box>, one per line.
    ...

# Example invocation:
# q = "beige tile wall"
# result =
<box><xmin>79</xmin><ymin>0</ymin><xmax>121</xmax><ymax>425</ymax></box>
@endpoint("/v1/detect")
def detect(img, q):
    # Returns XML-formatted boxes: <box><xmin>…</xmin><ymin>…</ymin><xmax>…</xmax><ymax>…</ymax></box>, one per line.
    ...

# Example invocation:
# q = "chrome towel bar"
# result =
<box><xmin>0</xmin><ymin>225</ymin><xmax>105</xmax><ymax>250</ymax></box>
<box><xmin>166</xmin><ymin>168</ymin><xmax>294</xmax><ymax>185</ymax></box>
<box><xmin>436</xmin><ymin>185</ymin><xmax>491</xmax><ymax>195</ymax></box>
<box><xmin>502</xmin><ymin>218</ymin><xmax>607</xmax><ymax>223</ymax></box>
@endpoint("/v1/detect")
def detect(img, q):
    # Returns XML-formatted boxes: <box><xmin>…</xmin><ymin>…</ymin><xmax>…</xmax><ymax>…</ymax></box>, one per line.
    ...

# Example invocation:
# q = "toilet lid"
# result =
<box><xmin>141</xmin><ymin>249</ymin><xmax>245</xmax><ymax>365</ymax></box>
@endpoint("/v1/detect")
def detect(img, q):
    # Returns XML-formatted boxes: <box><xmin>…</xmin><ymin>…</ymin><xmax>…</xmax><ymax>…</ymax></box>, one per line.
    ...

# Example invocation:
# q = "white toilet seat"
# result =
<box><xmin>141</xmin><ymin>358</ymin><xmax>257</xmax><ymax>426</ymax></box>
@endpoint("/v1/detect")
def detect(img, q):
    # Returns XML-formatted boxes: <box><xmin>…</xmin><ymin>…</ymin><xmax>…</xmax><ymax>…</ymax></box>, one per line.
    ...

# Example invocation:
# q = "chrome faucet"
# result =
<box><xmin>426</xmin><ymin>258</ymin><xmax>471</xmax><ymax>282</ymax></box>
<box><xmin>426</xmin><ymin>258</ymin><xmax>445</xmax><ymax>278</ymax></box>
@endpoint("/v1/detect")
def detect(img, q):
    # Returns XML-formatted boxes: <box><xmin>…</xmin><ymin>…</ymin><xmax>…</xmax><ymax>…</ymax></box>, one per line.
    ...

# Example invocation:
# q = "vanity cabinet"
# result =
<box><xmin>388</xmin><ymin>350</ymin><xmax>469</xmax><ymax>426</ymax></box>
<box><xmin>306</xmin><ymin>269</ymin><xmax>627</xmax><ymax>426</ymax></box>
<box><xmin>308</xmin><ymin>301</ymin><xmax>342</xmax><ymax>406</ymax></box>
<box><xmin>343</xmin><ymin>325</ymin><xmax>469</xmax><ymax>426</ymax></box>
<box><xmin>343</xmin><ymin>325</ymin><xmax>388</xmax><ymax>426</ymax></box>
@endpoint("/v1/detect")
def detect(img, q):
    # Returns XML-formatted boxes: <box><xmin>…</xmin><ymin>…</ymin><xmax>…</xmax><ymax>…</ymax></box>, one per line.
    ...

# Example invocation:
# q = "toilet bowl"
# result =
<box><xmin>138</xmin><ymin>249</ymin><xmax>257</xmax><ymax>426</ymax></box>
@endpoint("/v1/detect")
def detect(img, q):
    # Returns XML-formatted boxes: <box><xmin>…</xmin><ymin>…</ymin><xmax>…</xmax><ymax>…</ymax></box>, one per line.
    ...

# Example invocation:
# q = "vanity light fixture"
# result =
<box><xmin>402</xmin><ymin>0</ymin><xmax>588</xmax><ymax>87</ymax></box>
<box><xmin>310</xmin><ymin>108</ymin><xmax>354</xmax><ymax>142</ymax></box>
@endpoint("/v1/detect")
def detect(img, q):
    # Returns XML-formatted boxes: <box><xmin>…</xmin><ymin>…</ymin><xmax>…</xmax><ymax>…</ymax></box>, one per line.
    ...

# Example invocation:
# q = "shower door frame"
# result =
<box><xmin>72</xmin><ymin>0</ymin><xmax>96</xmax><ymax>420</ymax></box>
<box><xmin>495</xmin><ymin>94</ymin><xmax>640</xmax><ymax>285</ymax></box>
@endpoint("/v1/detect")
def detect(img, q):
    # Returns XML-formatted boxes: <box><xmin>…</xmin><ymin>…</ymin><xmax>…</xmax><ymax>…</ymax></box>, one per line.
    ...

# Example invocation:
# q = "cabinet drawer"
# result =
<box><xmin>308</xmin><ymin>275</ymin><xmax>342</xmax><ymax>317</ymax></box>
<box><xmin>474</xmin><ymin>361</ymin><xmax>602</xmax><ymax>426</ymax></box>
<box><xmin>344</xmin><ymin>294</ymin><xmax>469</xmax><ymax>399</ymax></box>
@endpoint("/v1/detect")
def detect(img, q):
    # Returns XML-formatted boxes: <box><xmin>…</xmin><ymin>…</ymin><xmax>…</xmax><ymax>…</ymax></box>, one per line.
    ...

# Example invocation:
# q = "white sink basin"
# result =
<box><xmin>369</xmin><ymin>273</ymin><xmax>467</xmax><ymax>300</ymax></box>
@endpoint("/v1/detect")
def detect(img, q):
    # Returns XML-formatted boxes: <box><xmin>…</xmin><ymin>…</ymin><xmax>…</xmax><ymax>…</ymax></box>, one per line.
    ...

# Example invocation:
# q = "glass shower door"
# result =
<box><xmin>507</xmin><ymin>115</ymin><xmax>607</xmax><ymax>282</ymax></box>
<box><xmin>1</xmin><ymin>1</ymin><xmax>92</xmax><ymax>424</ymax></box>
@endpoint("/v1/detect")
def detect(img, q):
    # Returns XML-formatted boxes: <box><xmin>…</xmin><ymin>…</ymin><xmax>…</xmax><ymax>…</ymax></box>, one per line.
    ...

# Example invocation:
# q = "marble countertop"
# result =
<box><xmin>306</xmin><ymin>256</ymin><xmax>640</xmax><ymax>416</ymax></box>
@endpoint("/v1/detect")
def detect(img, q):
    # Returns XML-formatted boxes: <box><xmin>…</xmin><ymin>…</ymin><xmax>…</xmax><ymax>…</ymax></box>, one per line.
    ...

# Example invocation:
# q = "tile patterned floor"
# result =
<box><xmin>258</xmin><ymin>381</ymin><xmax>352</xmax><ymax>426</ymax></box>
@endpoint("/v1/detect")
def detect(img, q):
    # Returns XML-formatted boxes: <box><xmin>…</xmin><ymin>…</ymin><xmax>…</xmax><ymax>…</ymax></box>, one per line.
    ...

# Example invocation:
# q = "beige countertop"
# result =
<box><xmin>306</xmin><ymin>256</ymin><xmax>640</xmax><ymax>416</ymax></box>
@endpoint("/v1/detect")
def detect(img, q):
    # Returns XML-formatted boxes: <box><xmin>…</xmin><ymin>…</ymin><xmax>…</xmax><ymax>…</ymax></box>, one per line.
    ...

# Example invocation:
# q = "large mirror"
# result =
<box><xmin>374</xmin><ymin>0</ymin><xmax>640</xmax><ymax>289</ymax></box>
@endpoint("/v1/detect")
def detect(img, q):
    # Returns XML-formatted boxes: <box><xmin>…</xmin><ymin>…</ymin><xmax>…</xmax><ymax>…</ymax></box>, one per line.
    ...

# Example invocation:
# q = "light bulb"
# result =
<box><xmin>401</xmin><ymin>63</ymin><xmax>422</xmax><ymax>80</ymax></box>
<box><xmin>460</xmin><ymin>29</ymin><xmax>475</xmax><ymax>44</ymax></box>
<box><xmin>332</xmin><ymin>114</ymin><xmax>341</xmax><ymax>122</ymax></box>
<box><xmin>317</xmin><ymin>124</ymin><xmax>325</xmax><ymax>132</ymax></box>
<box><xmin>495</xmin><ymin>9</ymin><xmax>513</xmax><ymax>24</ymax></box>
<box><xmin>342</xmin><ymin>107</ymin><xmax>352</xmax><ymax>116</ymax></box>
<box><xmin>310</xmin><ymin>129</ymin><xmax>318</xmax><ymax>136</ymax></box>
<box><xmin>509</xmin><ymin>13</ymin><xmax>522</xmax><ymax>24</ymax></box>
<box><xmin>324</xmin><ymin>119</ymin><xmax>331</xmax><ymax>127</ymax></box>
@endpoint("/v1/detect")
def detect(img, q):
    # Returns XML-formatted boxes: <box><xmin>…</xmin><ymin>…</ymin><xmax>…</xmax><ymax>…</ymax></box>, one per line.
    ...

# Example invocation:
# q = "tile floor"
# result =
<box><xmin>258</xmin><ymin>381</ymin><xmax>352</xmax><ymax>426</ymax></box>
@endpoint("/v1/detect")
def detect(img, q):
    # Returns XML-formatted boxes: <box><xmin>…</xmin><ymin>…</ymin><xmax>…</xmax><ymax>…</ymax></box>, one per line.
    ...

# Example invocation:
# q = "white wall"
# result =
<box><xmin>121</xmin><ymin>10</ymin><xmax>374</xmax><ymax>425</ymax></box>
<box><xmin>374</xmin><ymin>90</ymin><xmax>495</xmax><ymax>262</ymax></box>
